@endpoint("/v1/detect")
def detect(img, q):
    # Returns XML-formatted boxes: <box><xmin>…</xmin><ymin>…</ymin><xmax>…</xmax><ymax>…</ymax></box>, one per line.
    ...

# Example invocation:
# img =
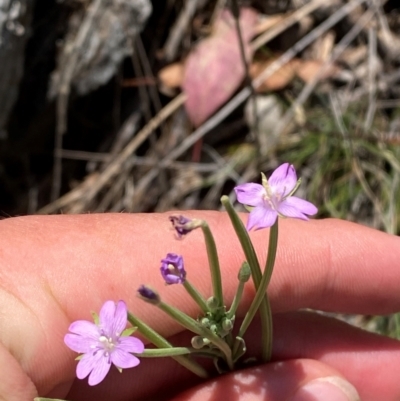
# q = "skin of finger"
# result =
<box><xmin>0</xmin><ymin>213</ymin><xmax>399</xmax><ymax>397</ymax></box>
<box><xmin>65</xmin><ymin>311</ymin><xmax>400</xmax><ymax>401</ymax></box>
<box><xmin>168</xmin><ymin>359</ymin><xmax>350</xmax><ymax>401</ymax></box>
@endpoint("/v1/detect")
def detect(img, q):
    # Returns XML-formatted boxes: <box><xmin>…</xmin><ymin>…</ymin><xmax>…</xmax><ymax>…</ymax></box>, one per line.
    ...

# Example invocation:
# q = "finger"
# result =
<box><xmin>1</xmin><ymin>213</ymin><xmax>399</xmax><ymax>397</ymax></box>
<box><xmin>270</xmin><ymin>312</ymin><xmax>400</xmax><ymax>401</ymax></box>
<box><xmin>3</xmin><ymin>213</ymin><xmax>399</xmax><ymax>318</ymax></box>
<box><xmin>64</xmin><ymin>311</ymin><xmax>400</xmax><ymax>401</ymax></box>
<box><xmin>170</xmin><ymin>360</ymin><xmax>360</xmax><ymax>401</ymax></box>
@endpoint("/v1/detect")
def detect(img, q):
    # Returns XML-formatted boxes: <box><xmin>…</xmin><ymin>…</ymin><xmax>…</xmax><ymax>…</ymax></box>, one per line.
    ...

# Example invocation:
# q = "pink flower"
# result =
<box><xmin>234</xmin><ymin>163</ymin><xmax>317</xmax><ymax>230</ymax></box>
<box><xmin>64</xmin><ymin>300</ymin><xmax>144</xmax><ymax>385</ymax></box>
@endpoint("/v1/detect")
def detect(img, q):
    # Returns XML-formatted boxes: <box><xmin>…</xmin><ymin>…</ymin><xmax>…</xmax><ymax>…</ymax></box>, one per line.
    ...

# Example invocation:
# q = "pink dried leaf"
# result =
<box><xmin>182</xmin><ymin>8</ymin><xmax>259</xmax><ymax>127</ymax></box>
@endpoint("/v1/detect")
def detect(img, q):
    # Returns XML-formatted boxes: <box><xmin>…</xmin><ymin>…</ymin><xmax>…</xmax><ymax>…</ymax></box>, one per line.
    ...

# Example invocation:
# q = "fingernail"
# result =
<box><xmin>290</xmin><ymin>376</ymin><xmax>360</xmax><ymax>401</ymax></box>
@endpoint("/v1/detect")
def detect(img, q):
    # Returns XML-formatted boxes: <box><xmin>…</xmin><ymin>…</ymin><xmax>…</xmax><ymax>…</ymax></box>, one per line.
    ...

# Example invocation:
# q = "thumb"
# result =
<box><xmin>172</xmin><ymin>359</ymin><xmax>360</xmax><ymax>401</ymax></box>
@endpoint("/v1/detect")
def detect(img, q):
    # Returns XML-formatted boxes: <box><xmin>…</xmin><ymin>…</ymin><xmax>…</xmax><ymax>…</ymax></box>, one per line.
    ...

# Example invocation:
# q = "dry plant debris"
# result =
<box><xmin>0</xmin><ymin>0</ymin><xmax>399</xmax><ymax>240</ymax></box>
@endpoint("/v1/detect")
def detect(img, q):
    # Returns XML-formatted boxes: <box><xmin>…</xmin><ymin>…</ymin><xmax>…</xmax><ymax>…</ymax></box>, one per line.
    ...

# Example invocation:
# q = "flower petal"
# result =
<box><xmin>234</xmin><ymin>183</ymin><xmax>265</xmax><ymax>207</ymax></box>
<box><xmin>68</xmin><ymin>320</ymin><xmax>99</xmax><ymax>338</ymax></box>
<box><xmin>76</xmin><ymin>351</ymin><xmax>105</xmax><ymax>381</ymax></box>
<box><xmin>111</xmin><ymin>348</ymin><xmax>141</xmax><ymax>369</ymax></box>
<box><xmin>100</xmin><ymin>300</ymin><xmax>128</xmax><ymax>337</ymax></box>
<box><xmin>268</xmin><ymin>163</ymin><xmax>297</xmax><ymax>196</ymax></box>
<box><xmin>118</xmin><ymin>336</ymin><xmax>145</xmax><ymax>353</ymax></box>
<box><xmin>111</xmin><ymin>301</ymin><xmax>128</xmax><ymax>336</ymax></box>
<box><xmin>87</xmin><ymin>354</ymin><xmax>112</xmax><ymax>386</ymax></box>
<box><xmin>278</xmin><ymin>197</ymin><xmax>318</xmax><ymax>219</ymax></box>
<box><xmin>160</xmin><ymin>253</ymin><xmax>186</xmax><ymax>285</ymax></box>
<box><xmin>99</xmin><ymin>300</ymin><xmax>117</xmax><ymax>336</ymax></box>
<box><xmin>64</xmin><ymin>333</ymin><xmax>97</xmax><ymax>353</ymax></box>
<box><xmin>247</xmin><ymin>206</ymin><xmax>277</xmax><ymax>230</ymax></box>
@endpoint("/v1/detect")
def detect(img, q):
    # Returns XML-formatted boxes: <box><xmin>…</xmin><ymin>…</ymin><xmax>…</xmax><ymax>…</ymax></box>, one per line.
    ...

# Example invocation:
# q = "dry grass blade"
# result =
<box><xmin>38</xmin><ymin>94</ymin><xmax>186</xmax><ymax>214</ymax></box>
<box><xmin>129</xmin><ymin>0</ymin><xmax>368</xmax><ymax>209</ymax></box>
<box><xmin>272</xmin><ymin>6</ymin><xmax>378</xmax><ymax>139</ymax></box>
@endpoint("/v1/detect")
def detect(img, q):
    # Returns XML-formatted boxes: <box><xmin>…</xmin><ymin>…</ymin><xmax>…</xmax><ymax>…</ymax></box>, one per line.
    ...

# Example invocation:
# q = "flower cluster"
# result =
<box><xmin>64</xmin><ymin>162</ymin><xmax>317</xmax><ymax>388</ymax></box>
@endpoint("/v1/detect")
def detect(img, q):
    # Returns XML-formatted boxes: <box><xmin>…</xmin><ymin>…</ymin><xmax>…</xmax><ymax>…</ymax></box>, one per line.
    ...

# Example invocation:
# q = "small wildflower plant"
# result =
<box><xmin>40</xmin><ymin>163</ymin><xmax>316</xmax><ymax>400</ymax></box>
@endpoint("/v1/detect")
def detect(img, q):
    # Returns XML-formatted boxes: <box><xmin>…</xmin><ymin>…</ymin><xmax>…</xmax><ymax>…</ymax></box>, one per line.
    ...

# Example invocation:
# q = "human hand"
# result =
<box><xmin>0</xmin><ymin>213</ymin><xmax>399</xmax><ymax>401</ymax></box>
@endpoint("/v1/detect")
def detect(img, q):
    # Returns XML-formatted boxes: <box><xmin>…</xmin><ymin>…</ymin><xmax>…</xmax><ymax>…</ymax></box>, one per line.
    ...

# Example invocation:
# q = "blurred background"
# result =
<box><xmin>0</xmin><ymin>0</ymin><xmax>399</xmax><ymax>333</ymax></box>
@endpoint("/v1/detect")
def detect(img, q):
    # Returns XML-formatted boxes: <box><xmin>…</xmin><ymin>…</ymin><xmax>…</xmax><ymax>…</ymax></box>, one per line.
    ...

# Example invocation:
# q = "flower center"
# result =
<box><xmin>167</xmin><ymin>263</ymin><xmax>180</xmax><ymax>275</ymax></box>
<box><xmin>262</xmin><ymin>189</ymin><xmax>283</xmax><ymax>211</ymax></box>
<box><xmin>99</xmin><ymin>335</ymin><xmax>116</xmax><ymax>352</ymax></box>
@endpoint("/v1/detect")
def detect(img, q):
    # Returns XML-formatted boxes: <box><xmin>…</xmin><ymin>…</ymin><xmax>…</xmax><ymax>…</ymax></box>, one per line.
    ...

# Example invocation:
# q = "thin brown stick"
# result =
<box><xmin>130</xmin><ymin>0</ymin><xmax>367</xmax><ymax>209</ymax></box>
<box><xmin>163</xmin><ymin>0</ymin><xmax>202</xmax><ymax>62</ymax></box>
<box><xmin>39</xmin><ymin>93</ymin><xmax>186</xmax><ymax>214</ymax></box>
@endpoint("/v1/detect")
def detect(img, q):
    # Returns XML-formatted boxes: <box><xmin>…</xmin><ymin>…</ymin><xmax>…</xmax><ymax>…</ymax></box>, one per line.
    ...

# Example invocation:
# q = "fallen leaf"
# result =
<box><xmin>158</xmin><ymin>62</ymin><xmax>184</xmax><ymax>89</ymax></box>
<box><xmin>295</xmin><ymin>59</ymin><xmax>340</xmax><ymax>83</ymax></box>
<box><xmin>182</xmin><ymin>7</ymin><xmax>259</xmax><ymax>127</ymax></box>
<box><xmin>250</xmin><ymin>58</ymin><xmax>300</xmax><ymax>91</ymax></box>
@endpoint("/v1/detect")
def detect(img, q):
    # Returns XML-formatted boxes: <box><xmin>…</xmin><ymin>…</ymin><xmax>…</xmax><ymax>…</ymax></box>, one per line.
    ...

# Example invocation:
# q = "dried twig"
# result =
<box><xmin>163</xmin><ymin>0</ymin><xmax>203</xmax><ymax>62</ymax></box>
<box><xmin>231</xmin><ymin>0</ymin><xmax>260</xmax><ymax>155</ymax></box>
<box><xmin>39</xmin><ymin>93</ymin><xmax>186</xmax><ymax>214</ymax></box>
<box><xmin>272</xmin><ymin>6</ymin><xmax>377</xmax><ymax>139</ymax></box>
<box><xmin>130</xmin><ymin>0</ymin><xmax>367</xmax><ymax>209</ymax></box>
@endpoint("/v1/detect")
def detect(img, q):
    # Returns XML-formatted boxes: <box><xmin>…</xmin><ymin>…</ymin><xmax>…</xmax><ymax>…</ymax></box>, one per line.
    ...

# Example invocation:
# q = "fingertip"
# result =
<box><xmin>170</xmin><ymin>359</ymin><xmax>358</xmax><ymax>401</ymax></box>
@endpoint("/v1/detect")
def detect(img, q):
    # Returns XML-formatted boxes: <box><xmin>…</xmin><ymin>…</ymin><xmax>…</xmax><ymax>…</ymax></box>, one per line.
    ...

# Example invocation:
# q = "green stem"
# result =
<box><xmin>200</xmin><ymin>221</ymin><xmax>224</xmax><ymax>308</ymax></box>
<box><xmin>227</xmin><ymin>283</ymin><xmax>245</xmax><ymax>319</ymax></box>
<box><xmin>183</xmin><ymin>280</ymin><xmax>209</xmax><ymax>313</ymax></box>
<box><xmin>127</xmin><ymin>312</ymin><xmax>208</xmax><ymax>378</ymax></box>
<box><xmin>137</xmin><ymin>347</ymin><xmax>220</xmax><ymax>358</ymax></box>
<box><xmin>221</xmin><ymin>195</ymin><xmax>272</xmax><ymax>362</ymax></box>
<box><xmin>158</xmin><ymin>301</ymin><xmax>234</xmax><ymax>370</ymax></box>
<box><xmin>234</xmin><ymin>220</ymin><xmax>278</xmax><ymax>359</ymax></box>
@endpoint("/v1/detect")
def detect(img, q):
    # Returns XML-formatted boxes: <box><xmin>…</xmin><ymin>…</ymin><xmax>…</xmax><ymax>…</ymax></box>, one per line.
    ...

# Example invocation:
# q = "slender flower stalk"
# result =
<box><xmin>233</xmin><ymin>220</ymin><xmax>279</xmax><ymax>360</ymax></box>
<box><xmin>199</xmin><ymin>221</ymin><xmax>224</xmax><ymax>308</ymax></box>
<box><xmin>183</xmin><ymin>280</ymin><xmax>209</xmax><ymax>313</ymax></box>
<box><xmin>159</xmin><ymin>253</ymin><xmax>209</xmax><ymax>313</ymax></box>
<box><xmin>221</xmin><ymin>195</ymin><xmax>272</xmax><ymax>362</ymax></box>
<box><xmin>169</xmin><ymin>216</ymin><xmax>224</xmax><ymax>312</ymax></box>
<box><xmin>227</xmin><ymin>262</ymin><xmax>250</xmax><ymax>319</ymax></box>
<box><xmin>155</xmin><ymin>299</ymin><xmax>234</xmax><ymax>370</ymax></box>
<box><xmin>127</xmin><ymin>311</ymin><xmax>209</xmax><ymax>378</ymax></box>
<box><xmin>138</xmin><ymin>347</ymin><xmax>220</xmax><ymax>358</ymax></box>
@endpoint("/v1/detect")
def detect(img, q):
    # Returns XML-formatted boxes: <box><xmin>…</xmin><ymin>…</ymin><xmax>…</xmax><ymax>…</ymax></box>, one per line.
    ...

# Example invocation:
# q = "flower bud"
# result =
<box><xmin>191</xmin><ymin>336</ymin><xmax>210</xmax><ymax>349</ymax></box>
<box><xmin>207</xmin><ymin>296</ymin><xmax>219</xmax><ymax>311</ymax></box>
<box><xmin>137</xmin><ymin>285</ymin><xmax>160</xmax><ymax>305</ymax></box>
<box><xmin>238</xmin><ymin>261</ymin><xmax>251</xmax><ymax>282</ymax></box>
<box><xmin>169</xmin><ymin>216</ymin><xmax>203</xmax><ymax>238</ymax></box>
<box><xmin>221</xmin><ymin>317</ymin><xmax>234</xmax><ymax>332</ymax></box>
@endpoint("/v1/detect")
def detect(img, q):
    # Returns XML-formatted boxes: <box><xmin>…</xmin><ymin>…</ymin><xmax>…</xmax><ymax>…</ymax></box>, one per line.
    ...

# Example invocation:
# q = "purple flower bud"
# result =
<box><xmin>169</xmin><ymin>215</ymin><xmax>193</xmax><ymax>238</ymax></box>
<box><xmin>138</xmin><ymin>285</ymin><xmax>160</xmax><ymax>304</ymax></box>
<box><xmin>160</xmin><ymin>253</ymin><xmax>186</xmax><ymax>285</ymax></box>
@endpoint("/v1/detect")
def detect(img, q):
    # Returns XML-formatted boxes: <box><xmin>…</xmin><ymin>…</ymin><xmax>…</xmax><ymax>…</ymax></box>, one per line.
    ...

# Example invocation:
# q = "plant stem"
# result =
<box><xmin>158</xmin><ymin>301</ymin><xmax>234</xmax><ymax>370</ymax></box>
<box><xmin>234</xmin><ymin>220</ymin><xmax>278</xmax><ymax>359</ymax></box>
<box><xmin>183</xmin><ymin>279</ymin><xmax>209</xmax><ymax>313</ymax></box>
<box><xmin>221</xmin><ymin>195</ymin><xmax>272</xmax><ymax>362</ymax></box>
<box><xmin>200</xmin><ymin>221</ymin><xmax>224</xmax><ymax>308</ymax></box>
<box><xmin>127</xmin><ymin>312</ymin><xmax>208</xmax><ymax>378</ymax></box>
<box><xmin>138</xmin><ymin>347</ymin><xmax>220</xmax><ymax>358</ymax></box>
